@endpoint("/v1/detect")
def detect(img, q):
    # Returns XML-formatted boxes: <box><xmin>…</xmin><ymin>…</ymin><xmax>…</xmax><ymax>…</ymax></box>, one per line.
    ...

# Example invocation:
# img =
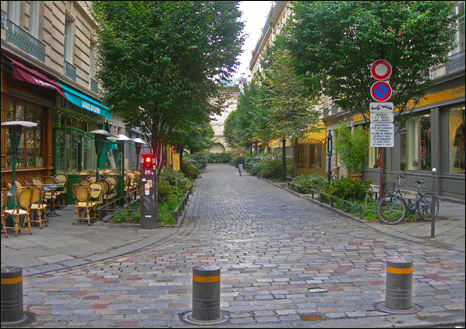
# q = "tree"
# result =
<box><xmin>259</xmin><ymin>43</ymin><xmax>321</xmax><ymax>180</ymax></box>
<box><xmin>92</xmin><ymin>1</ymin><xmax>244</xmax><ymax>221</ymax></box>
<box><xmin>285</xmin><ymin>1</ymin><xmax>458</xmax><ymax>192</ymax></box>
<box><xmin>334</xmin><ymin>123</ymin><xmax>369</xmax><ymax>175</ymax></box>
<box><xmin>286</xmin><ymin>1</ymin><xmax>458</xmax><ymax>121</ymax></box>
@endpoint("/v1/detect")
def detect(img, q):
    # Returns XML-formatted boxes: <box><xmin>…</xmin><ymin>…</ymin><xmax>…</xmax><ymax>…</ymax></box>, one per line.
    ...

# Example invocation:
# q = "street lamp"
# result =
<box><xmin>89</xmin><ymin>129</ymin><xmax>113</xmax><ymax>181</ymax></box>
<box><xmin>1</xmin><ymin>121</ymin><xmax>37</xmax><ymax>202</ymax></box>
<box><xmin>107</xmin><ymin>134</ymin><xmax>131</xmax><ymax>174</ymax></box>
<box><xmin>327</xmin><ymin>130</ymin><xmax>333</xmax><ymax>183</ymax></box>
<box><xmin>132</xmin><ymin>138</ymin><xmax>146</xmax><ymax>171</ymax></box>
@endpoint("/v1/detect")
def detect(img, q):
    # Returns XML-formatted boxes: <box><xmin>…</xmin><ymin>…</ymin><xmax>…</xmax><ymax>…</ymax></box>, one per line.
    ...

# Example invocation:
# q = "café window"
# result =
<box><xmin>297</xmin><ymin>143</ymin><xmax>323</xmax><ymax>169</ymax></box>
<box><xmin>401</xmin><ymin>113</ymin><xmax>432</xmax><ymax>171</ymax></box>
<box><xmin>4</xmin><ymin>98</ymin><xmax>43</xmax><ymax>169</ymax></box>
<box><xmin>449</xmin><ymin>105</ymin><xmax>465</xmax><ymax>174</ymax></box>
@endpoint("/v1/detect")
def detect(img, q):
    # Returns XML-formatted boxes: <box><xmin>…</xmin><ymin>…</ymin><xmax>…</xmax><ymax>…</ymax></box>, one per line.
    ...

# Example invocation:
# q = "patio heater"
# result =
<box><xmin>132</xmin><ymin>138</ymin><xmax>146</xmax><ymax>171</ymax></box>
<box><xmin>327</xmin><ymin>130</ymin><xmax>333</xmax><ymax>183</ymax></box>
<box><xmin>107</xmin><ymin>134</ymin><xmax>131</xmax><ymax>175</ymax></box>
<box><xmin>1</xmin><ymin>121</ymin><xmax>37</xmax><ymax>207</ymax></box>
<box><xmin>89</xmin><ymin>129</ymin><xmax>113</xmax><ymax>181</ymax></box>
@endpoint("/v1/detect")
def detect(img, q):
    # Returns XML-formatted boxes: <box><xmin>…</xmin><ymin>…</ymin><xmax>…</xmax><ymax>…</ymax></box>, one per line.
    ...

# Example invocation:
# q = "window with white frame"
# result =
<box><xmin>29</xmin><ymin>1</ymin><xmax>40</xmax><ymax>39</ymax></box>
<box><xmin>64</xmin><ymin>18</ymin><xmax>74</xmax><ymax>63</ymax></box>
<box><xmin>7</xmin><ymin>1</ymin><xmax>20</xmax><ymax>25</ymax></box>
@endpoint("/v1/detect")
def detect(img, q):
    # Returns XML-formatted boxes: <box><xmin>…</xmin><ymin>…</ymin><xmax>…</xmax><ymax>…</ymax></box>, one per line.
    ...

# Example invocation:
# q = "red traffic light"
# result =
<box><xmin>140</xmin><ymin>153</ymin><xmax>155</xmax><ymax>169</ymax></box>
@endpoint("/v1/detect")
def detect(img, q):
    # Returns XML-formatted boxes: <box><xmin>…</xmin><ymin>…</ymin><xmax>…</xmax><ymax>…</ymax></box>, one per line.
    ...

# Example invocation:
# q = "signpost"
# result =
<box><xmin>370</xmin><ymin>60</ymin><xmax>394</xmax><ymax>198</ymax></box>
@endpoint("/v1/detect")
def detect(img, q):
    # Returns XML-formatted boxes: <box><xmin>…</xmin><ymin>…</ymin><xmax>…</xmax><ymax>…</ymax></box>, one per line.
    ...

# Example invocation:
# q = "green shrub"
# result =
<box><xmin>111</xmin><ymin>201</ymin><xmax>141</xmax><ymax>223</ymax></box>
<box><xmin>158</xmin><ymin>183</ymin><xmax>176</xmax><ymax>203</ymax></box>
<box><xmin>325</xmin><ymin>177</ymin><xmax>373</xmax><ymax>202</ymax></box>
<box><xmin>258</xmin><ymin>159</ymin><xmax>283</xmax><ymax>180</ymax></box>
<box><xmin>159</xmin><ymin>166</ymin><xmax>192</xmax><ymax>195</ymax></box>
<box><xmin>291</xmin><ymin>174</ymin><xmax>329</xmax><ymax>193</ymax></box>
<box><xmin>185</xmin><ymin>153</ymin><xmax>208</xmax><ymax>171</ymax></box>
<box><xmin>181</xmin><ymin>159</ymin><xmax>201</xmax><ymax>180</ymax></box>
<box><xmin>207</xmin><ymin>152</ymin><xmax>231</xmax><ymax>163</ymax></box>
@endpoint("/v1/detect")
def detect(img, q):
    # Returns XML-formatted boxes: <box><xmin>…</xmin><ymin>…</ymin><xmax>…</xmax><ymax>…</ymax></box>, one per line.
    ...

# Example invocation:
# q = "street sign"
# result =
<box><xmin>370</xmin><ymin>102</ymin><xmax>394</xmax><ymax>113</ymax></box>
<box><xmin>370</xmin><ymin>123</ymin><xmax>395</xmax><ymax>147</ymax></box>
<box><xmin>371</xmin><ymin>81</ymin><xmax>392</xmax><ymax>102</ymax></box>
<box><xmin>371</xmin><ymin>59</ymin><xmax>392</xmax><ymax>80</ymax></box>
<box><xmin>370</xmin><ymin>112</ymin><xmax>394</xmax><ymax>122</ymax></box>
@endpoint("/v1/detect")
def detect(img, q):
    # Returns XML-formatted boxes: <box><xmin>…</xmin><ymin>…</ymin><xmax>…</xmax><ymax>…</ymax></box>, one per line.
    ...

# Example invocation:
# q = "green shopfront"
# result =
<box><xmin>54</xmin><ymin>83</ymin><xmax>124</xmax><ymax>205</ymax></box>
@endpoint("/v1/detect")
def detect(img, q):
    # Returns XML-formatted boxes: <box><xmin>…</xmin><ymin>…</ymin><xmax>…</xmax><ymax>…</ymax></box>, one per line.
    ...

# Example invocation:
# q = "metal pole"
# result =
<box><xmin>431</xmin><ymin>168</ymin><xmax>437</xmax><ymax>238</ymax></box>
<box><xmin>327</xmin><ymin>131</ymin><xmax>332</xmax><ymax>184</ymax></box>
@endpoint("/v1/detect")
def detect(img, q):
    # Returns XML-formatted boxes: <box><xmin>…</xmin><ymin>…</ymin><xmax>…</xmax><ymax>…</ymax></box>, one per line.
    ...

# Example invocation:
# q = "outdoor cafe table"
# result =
<box><xmin>42</xmin><ymin>184</ymin><xmax>63</xmax><ymax>217</ymax></box>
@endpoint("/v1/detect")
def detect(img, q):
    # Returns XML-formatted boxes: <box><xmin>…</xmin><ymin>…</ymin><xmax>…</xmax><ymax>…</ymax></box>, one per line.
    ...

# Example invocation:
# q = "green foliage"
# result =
<box><xmin>207</xmin><ymin>152</ymin><xmax>231</xmax><ymax>163</ymax></box>
<box><xmin>334</xmin><ymin>123</ymin><xmax>369</xmax><ymax>175</ymax></box>
<box><xmin>184</xmin><ymin>153</ymin><xmax>208</xmax><ymax>171</ymax></box>
<box><xmin>290</xmin><ymin>174</ymin><xmax>329</xmax><ymax>193</ymax></box>
<box><xmin>243</xmin><ymin>153</ymin><xmax>284</xmax><ymax>180</ymax></box>
<box><xmin>92</xmin><ymin>1</ymin><xmax>244</xmax><ymax>170</ymax></box>
<box><xmin>159</xmin><ymin>166</ymin><xmax>192</xmax><ymax>195</ymax></box>
<box><xmin>111</xmin><ymin>202</ymin><xmax>141</xmax><ymax>223</ymax></box>
<box><xmin>326</xmin><ymin>177</ymin><xmax>373</xmax><ymax>202</ymax></box>
<box><xmin>181</xmin><ymin>159</ymin><xmax>201</xmax><ymax>180</ymax></box>
<box><xmin>285</xmin><ymin>1</ymin><xmax>458</xmax><ymax>118</ymax></box>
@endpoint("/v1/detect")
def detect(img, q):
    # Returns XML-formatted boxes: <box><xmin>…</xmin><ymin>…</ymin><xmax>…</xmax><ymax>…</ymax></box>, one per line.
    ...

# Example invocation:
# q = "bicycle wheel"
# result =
<box><xmin>377</xmin><ymin>194</ymin><xmax>407</xmax><ymax>225</ymax></box>
<box><xmin>418</xmin><ymin>193</ymin><xmax>440</xmax><ymax>220</ymax></box>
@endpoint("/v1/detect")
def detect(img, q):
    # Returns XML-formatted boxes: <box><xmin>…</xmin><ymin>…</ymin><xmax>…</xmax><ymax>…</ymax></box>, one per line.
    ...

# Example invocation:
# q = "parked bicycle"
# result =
<box><xmin>377</xmin><ymin>171</ymin><xmax>439</xmax><ymax>225</ymax></box>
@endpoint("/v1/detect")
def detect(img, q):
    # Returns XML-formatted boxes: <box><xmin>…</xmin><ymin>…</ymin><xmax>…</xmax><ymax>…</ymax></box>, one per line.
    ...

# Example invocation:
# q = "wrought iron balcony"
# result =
<box><xmin>446</xmin><ymin>50</ymin><xmax>465</xmax><ymax>74</ymax></box>
<box><xmin>64</xmin><ymin>60</ymin><xmax>76</xmax><ymax>81</ymax></box>
<box><xmin>5</xmin><ymin>20</ymin><xmax>45</xmax><ymax>62</ymax></box>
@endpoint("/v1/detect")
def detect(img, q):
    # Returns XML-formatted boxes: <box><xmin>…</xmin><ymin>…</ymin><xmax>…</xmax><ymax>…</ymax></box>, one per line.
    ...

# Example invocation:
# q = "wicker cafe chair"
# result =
<box><xmin>1</xmin><ymin>188</ymin><xmax>8</xmax><ymax>238</ymax></box>
<box><xmin>89</xmin><ymin>183</ymin><xmax>104</xmax><ymax>220</ymax></box>
<box><xmin>54</xmin><ymin>174</ymin><xmax>68</xmax><ymax>207</ymax></box>
<box><xmin>29</xmin><ymin>185</ymin><xmax>48</xmax><ymax>229</ymax></box>
<box><xmin>103</xmin><ymin>176</ymin><xmax>118</xmax><ymax>210</ymax></box>
<box><xmin>72</xmin><ymin>185</ymin><xmax>96</xmax><ymax>225</ymax></box>
<box><xmin>4</xmin><ymin>187</ymin><xmax>33</xmax><ymax>236</ymax></box>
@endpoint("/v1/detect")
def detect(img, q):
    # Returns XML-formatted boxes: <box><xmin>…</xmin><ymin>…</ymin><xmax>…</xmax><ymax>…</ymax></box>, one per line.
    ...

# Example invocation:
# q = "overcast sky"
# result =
<box><xmin>236</xmin><ymin>1</ymin><xmax>274</xmax><ymax>76</ymax></box>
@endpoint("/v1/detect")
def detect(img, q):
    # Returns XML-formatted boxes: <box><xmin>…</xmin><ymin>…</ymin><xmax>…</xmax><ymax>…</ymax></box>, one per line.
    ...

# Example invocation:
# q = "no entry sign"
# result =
<box><xmin>371</xmin><ymin>81</ymin><xmax>392</xmax><ymax>102</ymax></box>
<box><xmin>371</xmin><ymin>60</ymin><xmax>392</xmax><ymax>80</ymax></box>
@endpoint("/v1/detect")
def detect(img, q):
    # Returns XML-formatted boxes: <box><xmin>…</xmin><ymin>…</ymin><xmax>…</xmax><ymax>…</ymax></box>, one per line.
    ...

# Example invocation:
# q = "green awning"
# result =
<box><xmin>59</xmin><ymin>83</ymin><xmax>111</xmax><ymax>119</ymax></box>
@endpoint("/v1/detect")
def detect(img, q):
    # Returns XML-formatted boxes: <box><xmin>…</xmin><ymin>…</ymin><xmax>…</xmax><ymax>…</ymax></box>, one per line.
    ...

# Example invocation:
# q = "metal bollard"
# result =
<box><xmin>181</xmin><ymin>265</ymin><xmax>229</xmax><ymax>325</ymax></box>
<box><xmin>192</xmin><ymin>265</ymin><xmax>221</xmax><ymax>321</ymax></box>
<box><xmin>385</xmin><ymin>258</ymin><xmax>413</xmax><ymax>310</ymax></box>
<box><xmin>1</xmin><ymin>266</ymin><xmax>35</xmax><ymax>327</ymax></box>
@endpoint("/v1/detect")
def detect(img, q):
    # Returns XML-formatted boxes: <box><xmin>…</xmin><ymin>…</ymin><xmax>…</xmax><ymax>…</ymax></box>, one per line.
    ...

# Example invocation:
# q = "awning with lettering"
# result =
<box><xmin>4</xmin><ymin>54</ymin><xmax>66</xmax><ymax>98</ymax></box>
<box><xmin>58</xmin><ymin>83</ymin><xmax>111</xmax><ymax>119</ymax></box>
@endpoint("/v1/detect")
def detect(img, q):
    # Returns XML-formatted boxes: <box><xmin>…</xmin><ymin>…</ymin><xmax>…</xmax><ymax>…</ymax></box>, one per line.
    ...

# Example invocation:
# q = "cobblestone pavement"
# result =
<box><xmin>18</xmin><ymin>164</ymin><xmax>465</xmax><ymax>327</ymax></box>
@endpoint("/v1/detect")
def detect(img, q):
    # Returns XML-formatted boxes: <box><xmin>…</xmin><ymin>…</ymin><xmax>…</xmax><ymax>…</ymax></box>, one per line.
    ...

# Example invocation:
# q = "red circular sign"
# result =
<box><xmin>371</xmin><ymin>60</ymin><xmax>392</xmax><ymax>80</ymax></box>
<box><xmin>371</xmin><ymin>81</ymin><xmax>392</xmax><ymax>102</ymax></box>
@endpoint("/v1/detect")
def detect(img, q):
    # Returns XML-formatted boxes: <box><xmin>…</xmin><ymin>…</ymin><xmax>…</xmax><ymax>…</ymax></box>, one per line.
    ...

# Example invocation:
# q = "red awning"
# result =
<box><xmin>4</xmin><ymin>54</ymin><xmax>66</xmax><ymax>98</ymax></box>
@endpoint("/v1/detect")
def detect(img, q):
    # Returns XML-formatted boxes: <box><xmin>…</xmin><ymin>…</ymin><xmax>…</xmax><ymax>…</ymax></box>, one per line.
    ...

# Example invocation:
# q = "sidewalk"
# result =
<box><xmin>1</xmin><ymin>205</ymin><xmax>179</xmax><ymax>276</ymax></box>
<box><xmin>272</xmin><ymin>180</ymin><xmax>465</xmax><ymax>252</ymax></box>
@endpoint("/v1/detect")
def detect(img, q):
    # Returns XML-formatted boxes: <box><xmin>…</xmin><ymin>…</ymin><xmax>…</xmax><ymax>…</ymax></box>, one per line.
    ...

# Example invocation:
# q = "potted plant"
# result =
<box><xmin>334</xmin><ymin>123</ymin><xmax>368</xmax><ymax>179</ymax></box>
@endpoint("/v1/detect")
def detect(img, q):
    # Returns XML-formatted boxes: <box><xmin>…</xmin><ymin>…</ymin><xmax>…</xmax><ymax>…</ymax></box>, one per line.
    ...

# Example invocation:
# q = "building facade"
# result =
<box><xmin>1</xmin><ymin>1</ymin><xmax>143</xmax><ymax>191</ymax></box>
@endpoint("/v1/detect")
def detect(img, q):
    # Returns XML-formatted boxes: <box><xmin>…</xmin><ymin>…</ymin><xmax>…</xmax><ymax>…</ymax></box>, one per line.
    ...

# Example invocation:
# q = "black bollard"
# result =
<box><xmin>181</xmin><ymin>265</ymin><xmax>229</xmax><ymax>325</ymax></box>
<box><xmin>192</xmin><ymin>265</ymin><xmax>221</xmax><ymax>321</ymax></box>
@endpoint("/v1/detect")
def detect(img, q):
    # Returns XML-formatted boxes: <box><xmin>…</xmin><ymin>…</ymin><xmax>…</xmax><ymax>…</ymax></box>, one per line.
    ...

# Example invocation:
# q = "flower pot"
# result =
<box><xmin>350</xmin><ymin>174</ymin><xmax>363</xmax><ymax>181</ymax></box>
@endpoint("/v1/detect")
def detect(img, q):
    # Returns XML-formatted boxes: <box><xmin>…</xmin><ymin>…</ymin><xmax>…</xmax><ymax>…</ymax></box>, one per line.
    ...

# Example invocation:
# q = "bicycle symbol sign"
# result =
<box><xmin>371</xmin><ymin>81</ymin><xmax>392</xmax><ymax>102</ymax></box>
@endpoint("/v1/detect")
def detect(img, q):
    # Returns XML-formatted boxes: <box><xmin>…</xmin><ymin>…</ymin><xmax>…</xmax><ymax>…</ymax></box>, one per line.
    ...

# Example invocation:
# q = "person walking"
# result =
<box><xmin>236</xmin><ymin>153</ymin><xmax>245</xmax><ymax>176</ymax></box>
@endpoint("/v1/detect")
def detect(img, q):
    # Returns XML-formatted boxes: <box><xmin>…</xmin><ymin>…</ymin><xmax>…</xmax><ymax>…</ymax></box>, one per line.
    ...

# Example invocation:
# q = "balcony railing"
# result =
<box><xmin>64</xmin><ymin>60</ymin><xmax>76</xmax><ymax>81</ymax></box>
<box><xmin>446</xmin><ymin>50</ymin><xmax>465</xmax><ymax>74</ymax></box>
<box><xmin>5</xmin><ymin>20</ymin><xmax>45</xmax><ymax>62</ymax></box>
<box><xmin>90</xmin><ymin>78</ymin><xmax>99</xmax><ymax>93</ymax></box>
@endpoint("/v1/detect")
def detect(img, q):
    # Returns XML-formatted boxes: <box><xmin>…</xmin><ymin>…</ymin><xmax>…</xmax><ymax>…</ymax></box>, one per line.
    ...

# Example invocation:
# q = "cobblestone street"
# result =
<box><xmin>20</xmin><ymin>164</ymin><xmax>465</xmax><ymax>327</ymax></box>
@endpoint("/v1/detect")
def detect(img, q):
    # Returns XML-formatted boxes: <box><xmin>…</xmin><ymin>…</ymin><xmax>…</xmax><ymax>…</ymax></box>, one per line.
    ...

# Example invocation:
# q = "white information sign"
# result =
<box><xmin>370</xmin><ymin>102</ymin><xmax>394</xmax><ymax>113</ymax></box>
<box><xmin>370</xmin><ymin>112</ymin><xmax>394</xmax><ymax>123</ymax></box>
<box><xmin>370</xmin><ymin>123</ymin><xmax>395</xmax><ymax>147</ymax></box>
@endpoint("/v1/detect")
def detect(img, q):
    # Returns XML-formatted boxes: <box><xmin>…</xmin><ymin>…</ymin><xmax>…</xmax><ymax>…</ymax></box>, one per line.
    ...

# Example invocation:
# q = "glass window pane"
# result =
<box><xmin>25</xmin><ymin>106</ymin><xmax>35</xmax><ymax>167</ymax></box>
<box><xmin>36</xmin><ymin>107</ymin><xmax>43</xmax><ymax>167</ymax></box>
<box><xmin>449</xmin><ymin>106</ymin><xmax>465</xmax><ymax>174</ymax></box>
